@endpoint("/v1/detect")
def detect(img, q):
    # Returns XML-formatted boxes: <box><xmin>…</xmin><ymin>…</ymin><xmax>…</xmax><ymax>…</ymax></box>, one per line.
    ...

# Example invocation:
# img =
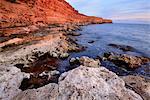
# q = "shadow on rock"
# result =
<box><xmin>15</xmin><ymin>52</ymin><xmax>61</xmax><ymax>90</ymax></box>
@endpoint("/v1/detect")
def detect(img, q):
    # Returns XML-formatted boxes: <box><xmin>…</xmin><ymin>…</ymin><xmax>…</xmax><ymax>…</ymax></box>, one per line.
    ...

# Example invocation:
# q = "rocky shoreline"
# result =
<box><xmin>0</xmin><ymin>23</ymin><xmax>150</xmax><ymax>100</ymax></box>
<box><xmin>0</xmin><ymin>23</ymin><xmax>85</xmax><ymax>99</ymax></box>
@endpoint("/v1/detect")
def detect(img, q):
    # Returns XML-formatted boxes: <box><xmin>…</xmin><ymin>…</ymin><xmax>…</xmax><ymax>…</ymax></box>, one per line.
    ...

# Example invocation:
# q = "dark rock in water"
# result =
<box><xmin>101</xmin><ymin>60</ymin><xmax>130</xmax><ymax>76</ymax></box>
<box><xmin>135</xmin><ymin>64</ymin><xmax>150</xmax><ymax>77</ymax></box>
<box><xmin>88</xmin><ymin>40</ymin><xmax>95</xmax><ymax>44</ymax></box>
<box><xmin>66</xmin><ymin>36</ymin><xmax>86</xmax><ymax>52</ymax></box>
<box><xmin>68</xmin><ymin>32</ymin><xmax>81</xmax><ymax>36</ymax></box>
<box><xmin>103</xmin><ymin>52</ymin><xmax>150</xmax><ymax>70</ymax></box>
<box><xmin>75</xmin><ymin>45</ymin><xmax>87</xmax><ymax>52</ymax></box>
<box><xmin>108</xmin><ymin>43</ymin><xmax>136</xmax><ymax>52</ymax></box>
<box><xmin>68</xmin><ymin>43</ymin><xmax>87</xmax><ymax>52</ymax></box>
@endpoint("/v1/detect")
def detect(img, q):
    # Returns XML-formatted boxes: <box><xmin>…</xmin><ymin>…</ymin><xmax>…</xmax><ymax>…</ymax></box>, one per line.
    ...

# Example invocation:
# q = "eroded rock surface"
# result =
<box><xmin>58</xmin><ymin>66</ymin><xmax>142</xmax><ymax>100</ymax></box>
<box><xmin>79</xmin><ymin>56</ymin><xmax>100</xmax><ymax>68</ymax></box>
<box><xmin>14</xmin><ymin>57</ymin><xmax>143</xmax><ymax>100</ymax></box>
<box><xmin>13</xmin><ymin>83</ymin><xmax>59</xmax><ymax>100</ymax></box>
<box><xmin>103</xmin><ymin>52</ymin><xmax>150</xmax><ymax>69</ymax></box>
<box><xmin>0</xmin><ymin>66</ymin><xmax>29</xmax><ymax>100</ymax></box>
<box><xmin>122</xmin><ymin>75</ymin><xmax>150</xmax><ymax>100</ymax></box>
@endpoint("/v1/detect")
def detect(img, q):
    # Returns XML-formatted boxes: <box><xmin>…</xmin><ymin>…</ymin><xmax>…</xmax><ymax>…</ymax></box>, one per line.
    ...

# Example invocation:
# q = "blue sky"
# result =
<box><xmin>67</xmin><ymin>0</ymin><xmax>150</xmax><ymax>24</ymax></box>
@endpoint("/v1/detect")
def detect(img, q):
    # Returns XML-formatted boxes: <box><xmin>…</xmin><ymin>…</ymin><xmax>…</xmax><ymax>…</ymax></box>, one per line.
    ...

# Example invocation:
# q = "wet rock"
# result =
<box><xmin>67</xmin><ymin>37</ymin><xmax>86</xmax><ymax>53</ymax></box>
<box><xmin>79</xmin><ymin>56</ymin><xmax>101</xmax><ymax>68</ymax></box>
<box><xmin>68</xmin><ymin>45</ymin><xmax>87</xmax><ymax>52</ymax></box>
<box><xmin>122</xmin><ymin>75</ymin><xmax>150</xmax><ymax>100</ymax></box>
<box><xmin>88</xmin><ymin>40</ymin><xmax>95</xmax><ymax>44</ymax></box>
<box><xmin>68</xmin><ymin>32</ymin><xmax>81</xmax><ymax>36</ymax></box>
<box><xmin>104</xmin><ymin>52</ymin><xmax>150</xmax><ymax>69</ymax></box>
<box><xmin>108</xmin><ymin>43</ymin><xmax>136</xmax><ymax>52</ymax></box>
<box><xmin>58</xmin><ymin>65</ymin><xmax>142</xmax><ymax>100</ymax></box>
<box><xmin>69</xmin><ymin>56</ymin><xmax>100</xmax><ymax>68</ymax></box>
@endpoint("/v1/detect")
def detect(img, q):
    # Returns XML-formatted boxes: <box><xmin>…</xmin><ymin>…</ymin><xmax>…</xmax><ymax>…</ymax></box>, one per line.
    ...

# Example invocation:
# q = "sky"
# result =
<box><xmin>67</xmin><ymin>0</ymin><xmax>150</xmax><ymax>24</ymax></box>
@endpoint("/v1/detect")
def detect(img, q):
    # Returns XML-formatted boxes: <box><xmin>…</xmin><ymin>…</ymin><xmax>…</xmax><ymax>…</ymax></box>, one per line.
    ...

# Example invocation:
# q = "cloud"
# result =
<box><xmin>66</xmin><ymin>0</ymin><xmax>150</xmax><ymax>23</ymax></box>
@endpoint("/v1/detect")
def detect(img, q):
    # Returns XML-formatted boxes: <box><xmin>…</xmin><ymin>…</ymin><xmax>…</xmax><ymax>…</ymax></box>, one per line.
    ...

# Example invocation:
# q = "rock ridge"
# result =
<box><xmin>0</xmin><ymin>0</ymin><xmax>112</xmax><ymax>28</ymax></box>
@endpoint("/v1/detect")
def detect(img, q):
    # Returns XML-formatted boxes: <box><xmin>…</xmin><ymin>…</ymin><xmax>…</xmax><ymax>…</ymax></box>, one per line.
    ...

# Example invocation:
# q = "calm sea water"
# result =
<box><xmin>58</xmin><ymin>23</ymin><xmax>150</xmax><ymax>77</ymax></box>
<box><xmin>74</xmin><ymin>23</ymin><xmax>150</xmax><ymax>58</ymax></box>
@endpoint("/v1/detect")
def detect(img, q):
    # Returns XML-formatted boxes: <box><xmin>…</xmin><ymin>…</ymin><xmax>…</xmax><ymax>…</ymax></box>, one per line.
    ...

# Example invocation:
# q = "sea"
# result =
<box><xmin>58</xmin><ymin>23</ymin><xmax>150</xmax><ymax>78</ymax></box>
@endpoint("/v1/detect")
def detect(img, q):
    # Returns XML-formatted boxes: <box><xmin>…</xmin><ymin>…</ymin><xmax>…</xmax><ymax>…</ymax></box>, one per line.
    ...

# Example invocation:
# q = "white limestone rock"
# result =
<box><xmin>0</xmin><ymin>66</ymin><xmax>29</xmax><ymax>100</ymax></box>
<box><xmin>58</xmin><ymin>66</ymin><xmax>143</xmax><ymax>100</ymax></box>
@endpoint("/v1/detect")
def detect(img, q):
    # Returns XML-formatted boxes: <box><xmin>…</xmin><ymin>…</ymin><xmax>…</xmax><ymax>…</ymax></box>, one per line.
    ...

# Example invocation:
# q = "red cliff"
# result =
<box><xmin>0</xmin><ymin>0</ymin><xmax>112</xmax><ymax>28</ymax></box>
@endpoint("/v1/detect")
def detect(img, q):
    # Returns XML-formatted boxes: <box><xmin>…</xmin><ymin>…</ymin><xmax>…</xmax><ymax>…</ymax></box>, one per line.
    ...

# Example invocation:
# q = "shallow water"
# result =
<box><xmin>76</xmin><ymin>23</ymin><xmax>150</xmax><ymax>57</ymax></box>
<box><xmin>18</xmin><ymin>23</ymin><xmax>150</xmax><ymax>89</ymax></box>
<box><xmin>58</xmin><ymin>23</ymin><xmax>150</xmax><ymax>77</ymax></box>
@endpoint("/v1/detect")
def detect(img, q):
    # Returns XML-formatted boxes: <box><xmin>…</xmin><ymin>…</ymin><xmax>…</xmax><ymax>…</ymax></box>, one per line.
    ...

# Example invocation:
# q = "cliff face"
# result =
<box><xmin>0</xmin><ymin>0</ymin><xmax>112</xmax><ymax>28</ymax></box>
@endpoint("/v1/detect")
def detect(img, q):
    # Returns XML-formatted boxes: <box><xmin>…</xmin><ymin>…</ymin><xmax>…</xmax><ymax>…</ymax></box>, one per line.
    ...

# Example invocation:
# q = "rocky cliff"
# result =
<box><xmin>0</xmin><ymin>0</ymin><xmax>112</xmax><ymax>28</ymax></box>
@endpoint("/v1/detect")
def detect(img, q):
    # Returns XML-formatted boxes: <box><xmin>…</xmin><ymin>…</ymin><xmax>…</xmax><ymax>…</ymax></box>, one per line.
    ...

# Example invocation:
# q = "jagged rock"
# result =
<box><xmin>58</xmin><ymin>66</ymin><xmax>142</xmax><ymax>100</ymax></box>
<box><xmin>13</xmin><ymin>57</ymin><xmax>143</xmax><ymax>100</ymax></box>
<box><xmin>103</xmin><ymin>52</ymin><xmax>150</xmax><ymax>69</ymax></box>
<box><xmin>122</xmin><ymin>75</ymin><xmax>150</xmax><ymax>100</ymax></box>
<box><xmin>13</xmin><ymin>83</ymin><xmax>59</xmax><ymax>100</ymax></box>
<box><xmin>79</xmin><ymin>56</ymin><xmax>100</xmax><ymax>68</ymax></box>
<box><xmin>69</xmin><ymin>56</ymin><xmax>100</xmax><ymax>68</ymax></box>
<box><xmin>0</xmin><ymin>66</ymin><xmax>29</xmax><ymax>100</ymax></box>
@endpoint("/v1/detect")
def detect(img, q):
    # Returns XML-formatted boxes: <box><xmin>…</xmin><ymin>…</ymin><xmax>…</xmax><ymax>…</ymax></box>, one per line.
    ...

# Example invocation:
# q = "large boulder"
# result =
<box><xmin>58</xmin><ymin>66</ymin><xmax>142</xmax><ymax>100</ymax></box>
